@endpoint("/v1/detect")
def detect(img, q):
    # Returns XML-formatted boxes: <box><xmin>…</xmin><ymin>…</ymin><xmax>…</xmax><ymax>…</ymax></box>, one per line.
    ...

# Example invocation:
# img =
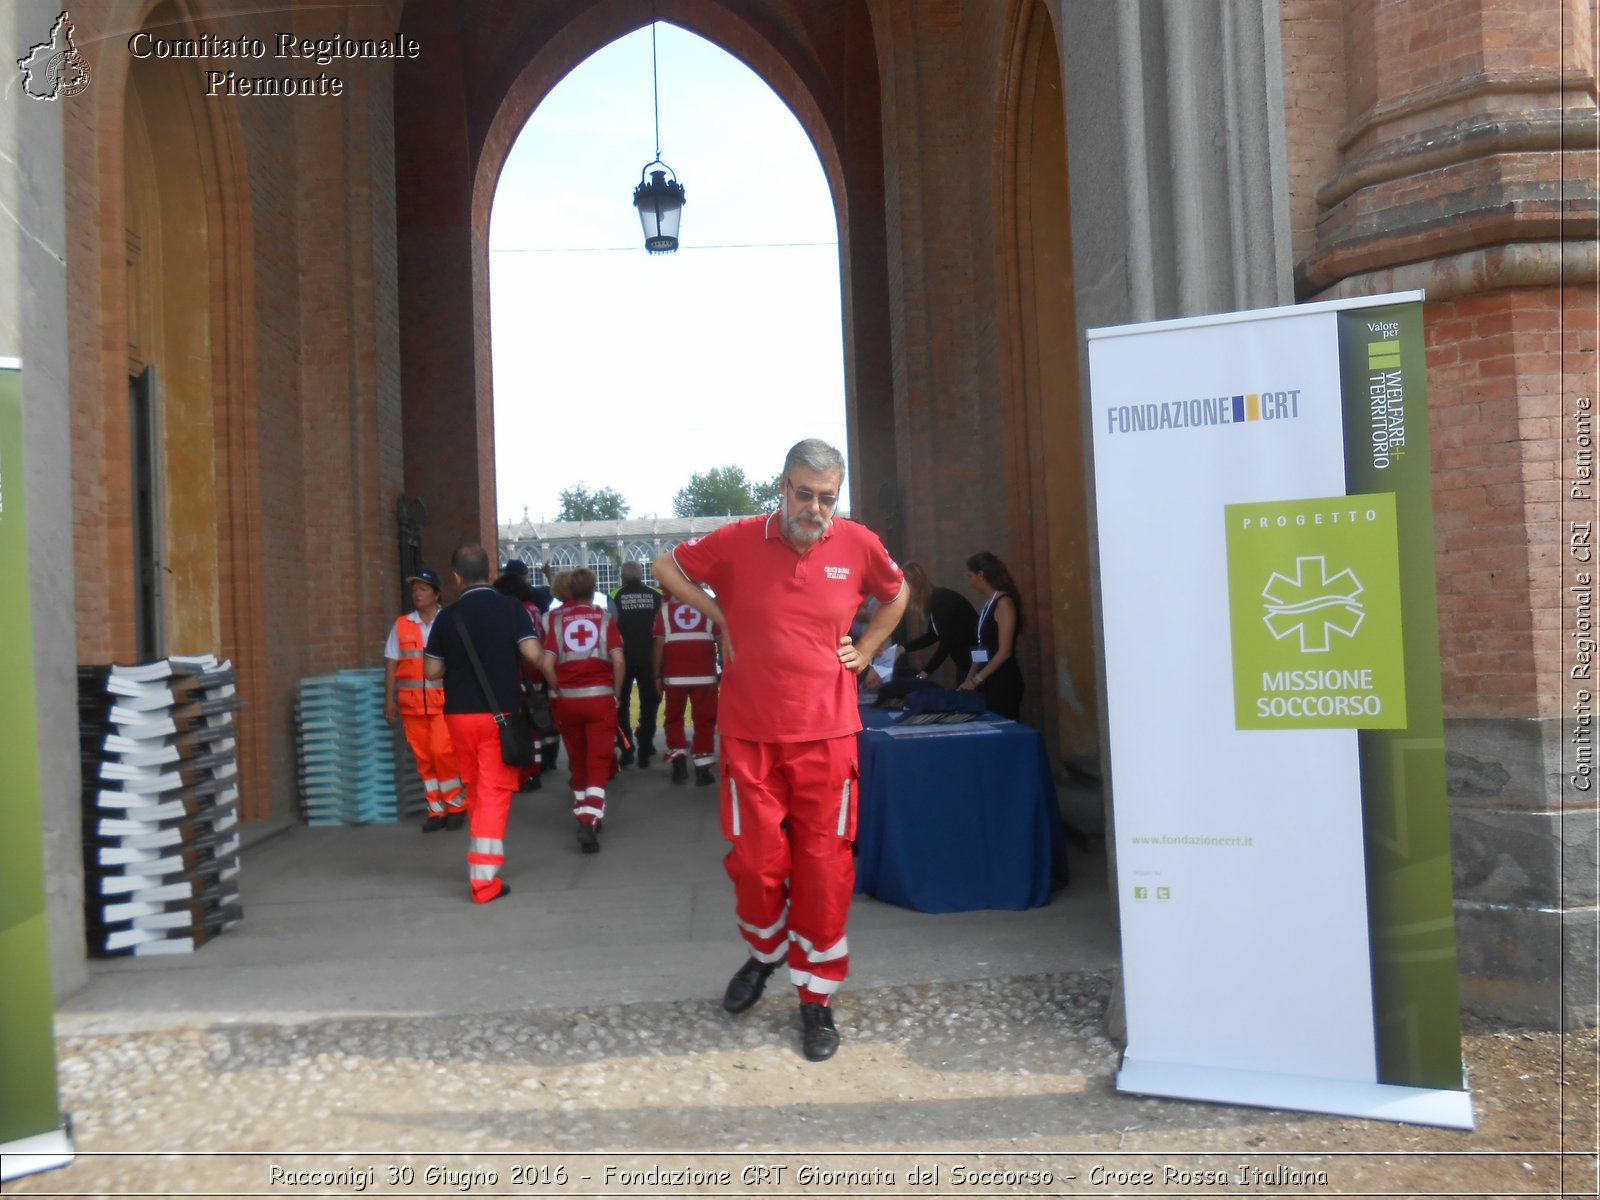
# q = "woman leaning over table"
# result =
<box><xmin>958</xmin><ymin>551</ymin><xmax>1025</xmax><ymax>719</ymax></box>
<box><xmin>900</xmin><ymin>562</ymin><xmax>979</xmax><ymax>686</ymax></box>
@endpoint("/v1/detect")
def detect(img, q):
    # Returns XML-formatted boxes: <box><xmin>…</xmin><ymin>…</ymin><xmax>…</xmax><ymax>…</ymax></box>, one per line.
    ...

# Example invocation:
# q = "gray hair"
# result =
<box><xmin>620</xmin><ymin>560</ymin><xmax>643</xmax><ymax>584</ymax></box>
<box><xmin>782</xmin><ymin>438</ymin><xmax>845</xmax><ymax>481</ymax></box>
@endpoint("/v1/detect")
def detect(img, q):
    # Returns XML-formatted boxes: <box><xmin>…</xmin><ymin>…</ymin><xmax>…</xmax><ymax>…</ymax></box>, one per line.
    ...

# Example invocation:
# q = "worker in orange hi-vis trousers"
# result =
<box><xmin>423</xmin><ymin>543</ymin><xmax>544</xmax><ymax>905</ymax></box>
<box><xmin>540</xmin><ymin>566</ymin><xmax>624</xmax><ymax>856</ymax></box>
<box><xmin>384</xmin><ymin>568</ymin><xmax>465</xmax><ymax>832</ymax></box>
<box><xmin>653</xmin><ymin>595</ymin><xmax>720</xmax><ymax>787</ymax></box>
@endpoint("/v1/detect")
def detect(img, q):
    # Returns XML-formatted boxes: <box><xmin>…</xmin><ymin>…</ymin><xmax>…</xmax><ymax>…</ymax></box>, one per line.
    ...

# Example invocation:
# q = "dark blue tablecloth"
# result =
<box><xmin>854</xmin><ymin>707</ymin><xmax>1067</xmax><ymax>912</ymax></box>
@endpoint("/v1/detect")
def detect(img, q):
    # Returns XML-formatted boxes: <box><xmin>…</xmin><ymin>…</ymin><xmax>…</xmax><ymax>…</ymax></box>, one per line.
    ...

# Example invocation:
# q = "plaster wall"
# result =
<box><xmin>5</xmin><ymin>0</ymin><xmax>87</xmax><ymax>998</ymax></box>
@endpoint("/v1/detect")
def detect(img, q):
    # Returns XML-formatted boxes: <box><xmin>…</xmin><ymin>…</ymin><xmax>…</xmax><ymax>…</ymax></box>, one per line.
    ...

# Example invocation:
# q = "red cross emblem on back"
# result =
<box><xmin>563</xmin><ymin>617</ymin><xmax>599</xmax><ymax>652</ymax></box>
<box><xmin>673</xmin><ymin>606</ymin><xmax>703</xmax><ymax>631</ymax></box>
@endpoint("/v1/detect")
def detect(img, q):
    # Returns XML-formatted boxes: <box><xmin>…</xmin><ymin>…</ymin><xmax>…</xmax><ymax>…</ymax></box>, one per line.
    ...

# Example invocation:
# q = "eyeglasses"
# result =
<box><xmin>786</xmin><ymin>481</ymin><xmax>839</xmax><ymax>510</ymax></box>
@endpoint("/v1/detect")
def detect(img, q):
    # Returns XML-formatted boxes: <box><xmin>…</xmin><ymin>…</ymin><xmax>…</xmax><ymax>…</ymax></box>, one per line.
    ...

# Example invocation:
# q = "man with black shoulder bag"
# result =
<box><xmin>424</xmin><ymin>542</ymin><xmax>544</xmax><ymax>904</ymax></box>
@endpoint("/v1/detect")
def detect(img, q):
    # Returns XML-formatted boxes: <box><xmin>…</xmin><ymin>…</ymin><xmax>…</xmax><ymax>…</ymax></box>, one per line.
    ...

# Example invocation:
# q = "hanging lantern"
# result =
<box><xmin>634</xmin><ymin>163</ymin><xmax>686</xmax><ymax>253</ymax></box>
<box><xmin>630</xmin><ymin>18</ymin><xmax>686</xmax><ymax>253</ymax></box>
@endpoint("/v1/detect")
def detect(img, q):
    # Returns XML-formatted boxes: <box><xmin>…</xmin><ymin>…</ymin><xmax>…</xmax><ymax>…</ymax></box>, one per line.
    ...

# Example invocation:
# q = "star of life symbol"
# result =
<box><xmin>1261</xmin><ymin>556</ymin><xmax>1365</xmax><ymax>652</ymax></box>
<box><xmin>18</xmin><ymin>12</ymin><xmax>90</xmax><ymax>101</ymax></box>
<box><xmin>562</xmin><ymin>617</ymin><xmax>599</xmax><ymax>653</ymax></box>
<box><xmin>672</xmin><ymin>606</ymin><xmax>703</xmax><ymax>631</ymax></box>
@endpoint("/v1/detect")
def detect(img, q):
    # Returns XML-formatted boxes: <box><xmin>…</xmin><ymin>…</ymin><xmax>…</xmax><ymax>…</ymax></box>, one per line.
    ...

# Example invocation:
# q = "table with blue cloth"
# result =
<box><xmin>854</xmin><ymin>704</ymin><xmax>1067</xmax><ymax>912</ymax></box>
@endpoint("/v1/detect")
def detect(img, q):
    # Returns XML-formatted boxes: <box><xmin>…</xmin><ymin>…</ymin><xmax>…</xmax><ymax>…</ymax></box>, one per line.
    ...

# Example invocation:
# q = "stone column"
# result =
<box><xmin>1057</xmin><ymin>0</ymin><xmax>1295</xmax><ymax>854</ymax></box>
<box><xmin>1061</xmin><ymin>0</ymin><xmax>1294</xmax><ymax>331</ymax></box>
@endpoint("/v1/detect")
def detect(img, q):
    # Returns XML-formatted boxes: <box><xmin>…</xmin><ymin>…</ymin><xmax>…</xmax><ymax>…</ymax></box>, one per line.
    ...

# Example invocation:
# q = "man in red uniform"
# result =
<box><xmin>539</xmin><ymin>566</ymin><xmax>624</xmax><ymax>854</ymax></box>
<box><xmin>383</xmin><ymin>568</ymin><xmax>465</xmax><ymax>831</ymax></box>
<box><xmin>653</xmin><ymin>596</ymin><xmax>720</xmax><ymax>786</ymax></box>
<box><xmin>424</xmin><ymin>543</ymin><xmax>543</xmax><ymax>903</ymax></box>
<box><xmin>654</xmin><ymin>439</ymin><xmax>906</xmax><ymax>1061</ymax></box>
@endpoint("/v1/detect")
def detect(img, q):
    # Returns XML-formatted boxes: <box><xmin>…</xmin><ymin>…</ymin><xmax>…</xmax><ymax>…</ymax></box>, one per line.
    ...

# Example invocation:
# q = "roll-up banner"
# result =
<box><xmin>1087</xmin><ymin>293</ymin><xmax>1473</xmax><ymax>1128</ymax></box>
<box><xmin>0</xmin><ymin>359</ymin><xmax>75</xmax><ymax>1179</ymax></box>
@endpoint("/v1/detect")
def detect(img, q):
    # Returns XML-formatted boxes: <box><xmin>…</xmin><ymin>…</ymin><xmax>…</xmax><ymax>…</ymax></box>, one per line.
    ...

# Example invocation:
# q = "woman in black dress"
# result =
<box><xmin>958</xmin><ymin>551</ymin><xmax>1025</xmax><ymax>719</ymax></box>
<box><xmin>900</xmin><ymin>562</ymin><xmax>979</xmax><ymax>685</ymax></box>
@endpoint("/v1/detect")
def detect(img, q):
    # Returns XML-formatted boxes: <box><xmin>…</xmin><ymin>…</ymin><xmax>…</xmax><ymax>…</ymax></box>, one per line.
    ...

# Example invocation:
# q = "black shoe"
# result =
<box><xmin>444</xmin><ymin>811</ymin><xmax>465</xmax><ymax>831</ymax></box>
<box><xmin>526</xmin><ymin>773</ymin><xmax>542</xmax><ymax>791</ymax></box>
<box><xmin>636</xmin><ymin>751</ymin><xmax>653</xmax><ymax>769</ymax></box>
<box><xmin>576</xmin><ymin>821</ymin><xmax>600</xmax><ymax>854</ymax></box>
<box><xmin>619</xmin><ymin>746</ymin><xmax>635</xmax><ymax>767</ymax></box>
<box><xmin>670</xmin><ymin>758</ymin><xmax>688</xmax><ymax>785</ymax></box>
<box><xmin>799</xmin><ymin>1001</ymin><xmax>839</xmax><ymax>1061</ymax></box>
<box><xmin>722</xmin><ymin>956</ymin><xmax>782</xmax><ymax>1014</ymax></box>
<box><xmin>474</xmin><ymin>880</ymin><xmax>510</xmax><ymax>904</ymax></box>
<box><xmin>695</xmin><ymin>764</ymin><xmax>716</xmax><ymax>787</ymax></box>
<box><xmin>421</xmin><ymin>816</ymin><xmax>446</xmax><ymax>833</ymax></box>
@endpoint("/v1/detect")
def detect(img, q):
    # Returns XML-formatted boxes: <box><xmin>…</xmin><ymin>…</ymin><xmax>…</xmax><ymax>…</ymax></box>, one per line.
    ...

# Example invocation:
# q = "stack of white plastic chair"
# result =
<box><xmin>77</xmin><ymin>655</ymin><xmax>244</xmax><ymax>957</ymax></box>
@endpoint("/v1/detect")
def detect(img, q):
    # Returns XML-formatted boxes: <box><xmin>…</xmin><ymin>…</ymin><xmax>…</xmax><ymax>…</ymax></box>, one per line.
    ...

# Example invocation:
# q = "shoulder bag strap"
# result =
<box><xmin>456</xmin><ymin>622</ymin><xmax>508</xmax><ymax>722</ymax></box>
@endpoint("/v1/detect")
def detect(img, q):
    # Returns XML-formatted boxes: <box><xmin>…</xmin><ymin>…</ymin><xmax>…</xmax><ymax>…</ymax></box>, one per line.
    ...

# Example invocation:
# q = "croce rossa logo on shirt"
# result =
<box><xmin>562</xmin><ymin>617</ymin><xmax>600</xmax><ymax>652</ymax></box>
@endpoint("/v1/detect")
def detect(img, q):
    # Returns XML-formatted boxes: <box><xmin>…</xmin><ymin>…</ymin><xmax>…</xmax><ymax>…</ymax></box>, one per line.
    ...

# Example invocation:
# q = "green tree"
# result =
<box><xmin>752</xmin><ymin>472</ymin><xmax>782</xmax><ymax>511</ymax></box>
<box><xmin>672</xmin><ymin>465</ymin><xmax>776</xmax><ymax>517</ymax></box>
<box><xmin>557</xmin><ymin>483</ymin><xmax>629</xmax><ymax>521</ymax></box>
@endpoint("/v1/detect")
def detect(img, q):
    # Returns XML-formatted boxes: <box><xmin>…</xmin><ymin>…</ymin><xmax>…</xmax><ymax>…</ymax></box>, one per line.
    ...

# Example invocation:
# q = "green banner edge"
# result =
<box><xmin>0</xmin><ymin>364</ymin><xmax>65</xmax><ymax>1144</ymax></box>
<box><xmin>1338</xmin><ymin>304</ymin><xmax>1466</xmax><ymax>1091</ymax></box>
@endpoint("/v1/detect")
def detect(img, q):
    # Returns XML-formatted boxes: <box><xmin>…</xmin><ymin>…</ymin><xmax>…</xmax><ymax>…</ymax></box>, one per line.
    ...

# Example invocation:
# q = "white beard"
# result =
<box><xmin>784</xmin><ymin>505</ymin><xmax>831</xmax><ymax>546</ymax></box>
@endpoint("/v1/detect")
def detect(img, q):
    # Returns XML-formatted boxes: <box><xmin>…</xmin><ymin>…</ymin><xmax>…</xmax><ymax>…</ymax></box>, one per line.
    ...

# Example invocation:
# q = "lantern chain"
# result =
<box><xmin>651</xmin><ymin>7</ymin><xmax>661</xmax><ymax>164</ymax></box>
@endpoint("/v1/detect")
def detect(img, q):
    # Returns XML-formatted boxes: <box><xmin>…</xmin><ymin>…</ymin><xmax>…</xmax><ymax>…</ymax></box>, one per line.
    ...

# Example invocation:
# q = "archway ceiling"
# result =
<box><xmin>403</xmin><ymin>0</ymin><xmax>869</xmax><ymax>214</ymax></box>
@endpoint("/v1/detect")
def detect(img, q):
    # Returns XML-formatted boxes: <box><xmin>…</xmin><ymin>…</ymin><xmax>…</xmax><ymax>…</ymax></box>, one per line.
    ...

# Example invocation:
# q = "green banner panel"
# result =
<box><xmin>0</xmin><ymin>363</ymin><xmax>65</xmax><ymax>1145</ymax></box>
<box><xmin>1226</xmin><ymin>492</ymin><xmax>1408</xmax><ymax>731</ymax></box>
<box><xmin>1337</xmin><ymin>304</ymin><xmax>1465</xmax><ymax>1091</ymax></box>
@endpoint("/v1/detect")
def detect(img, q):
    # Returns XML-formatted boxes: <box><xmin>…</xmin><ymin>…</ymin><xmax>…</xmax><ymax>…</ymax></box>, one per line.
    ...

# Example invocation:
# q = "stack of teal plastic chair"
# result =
<box><xmin>294</xmin><ymin>668</ymin><xmax>401</xmax><ymax>824</ymax></box>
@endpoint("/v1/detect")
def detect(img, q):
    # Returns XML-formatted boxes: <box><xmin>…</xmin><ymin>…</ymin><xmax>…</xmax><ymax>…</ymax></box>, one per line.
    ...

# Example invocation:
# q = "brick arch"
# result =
<box><xmin>991</xmin><ymin>0</ymin><xmax>1097</xmax><ymax>768</ymax></box>
<box><xmin>464</xmin><ymin>1</ymin><xmax>859</xmax><ymax>536</ymax></box>
<box><xmin>394</xmin><ymin>0</ymin><xmax>893</xmax><ymax>579</ymax></box>
<box><xmin>470</xmin><ymin>1</ymin><xmax>847</xmax><ymax>238</ymax></box>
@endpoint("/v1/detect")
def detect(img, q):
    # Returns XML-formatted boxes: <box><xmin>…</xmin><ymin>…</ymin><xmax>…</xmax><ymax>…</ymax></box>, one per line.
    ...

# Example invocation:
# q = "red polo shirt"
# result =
<box><xmin>671</xmin><ymin>512</ymin><xmax>903</xmax><ymax>742</ymax></box>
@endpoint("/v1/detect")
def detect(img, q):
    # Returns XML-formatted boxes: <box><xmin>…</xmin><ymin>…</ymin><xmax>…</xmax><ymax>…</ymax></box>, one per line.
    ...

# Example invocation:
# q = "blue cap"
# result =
<box><xmin>502</xmin><ymin>558</ymin><xmax>530</xmax><ymax>577</ymax></box>
<box><xmin>407</xmin><ymin>568</ymin><xmax>442</xmax><ymax>592</ymax></box>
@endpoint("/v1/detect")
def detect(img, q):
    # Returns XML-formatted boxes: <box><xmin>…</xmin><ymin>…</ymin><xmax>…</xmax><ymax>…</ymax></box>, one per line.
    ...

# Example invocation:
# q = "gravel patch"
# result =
<box><xmin>12</xmin><ymin>970</ymin><xmax>1595</xmax><ymax>1198</ymax></box>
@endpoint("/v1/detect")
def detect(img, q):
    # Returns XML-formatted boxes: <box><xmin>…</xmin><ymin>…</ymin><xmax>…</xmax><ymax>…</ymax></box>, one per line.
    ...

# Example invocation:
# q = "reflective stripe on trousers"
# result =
<box><xmin>719</xmin><ymin>735</ymin><xmax>858</xmax><ymax>1003</ymax></box>
<box><xmin>402</xmin><ymin>713</ymin><xmax>463</xmax><ymax>815</ymax></box>
<box><xmin>444</xmin><ymin>712</ymin><xmax>518</xmax><ymax>903</ymax></box>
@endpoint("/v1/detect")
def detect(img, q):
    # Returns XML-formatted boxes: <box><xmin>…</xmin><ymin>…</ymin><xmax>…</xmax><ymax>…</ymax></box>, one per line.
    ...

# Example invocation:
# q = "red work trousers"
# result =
<box><xmin>400</xmin><ymin>712</ymin><xmax>464</xmax><ymax>816</ymax></box>
<box><xmin>443</xmin><ymin>712</ymin><xmax>518</xmax><ymax>903</ymax></box>
<box><xmin>720</xmin><ymin>734</ymin><xmax>859</xmax><ymax>1006</ymax></box>
<box><xmin>552</xmin><ymin>695</ymin><xmax>616</xmax><ymax>826</ymax></box>
<box><xmin>663</xmin><ymin>683</ymin><xmax>719</xmax><ymax>766</ymax></box>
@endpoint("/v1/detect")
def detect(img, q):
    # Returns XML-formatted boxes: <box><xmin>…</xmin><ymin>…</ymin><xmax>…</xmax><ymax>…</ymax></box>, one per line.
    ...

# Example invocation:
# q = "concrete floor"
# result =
<box><xmin>57</xmin><ymin>756</ymin><xmax>1118</xmax><ymax>1035</ymax></box>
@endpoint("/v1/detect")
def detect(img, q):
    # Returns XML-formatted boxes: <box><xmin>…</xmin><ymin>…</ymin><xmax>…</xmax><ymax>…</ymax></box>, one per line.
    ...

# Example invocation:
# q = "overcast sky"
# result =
<box><xmin>489</xmin><ymin>22</ymin><xmax>850</xmax><ymax>523</ymax></box>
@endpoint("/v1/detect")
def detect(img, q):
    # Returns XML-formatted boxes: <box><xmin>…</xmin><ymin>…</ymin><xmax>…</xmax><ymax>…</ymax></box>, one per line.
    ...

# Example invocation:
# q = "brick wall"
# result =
<box><xmin>1426</xmin><ymin>287</ymin><xmax>1593</xmax><ymax>719</ymax></box>
<box><xmin>1283</xmin><ymin>0</ymin><xmax>1595</xmax><ymax>724</ymax></box>
<box><xmin>1281</xmin><ymin>0</ymin><xmax>1598</xmax><ymax>1022</ymax></box>
<box><xmin>59</xmin><ymin>0</ymin><xmax>408</xmax><ymax>821</ymax></box>
<box><xmin>1279</xmin><ymin>0</ymin><xmax>1348</xmax><ymax>267</ymax></box>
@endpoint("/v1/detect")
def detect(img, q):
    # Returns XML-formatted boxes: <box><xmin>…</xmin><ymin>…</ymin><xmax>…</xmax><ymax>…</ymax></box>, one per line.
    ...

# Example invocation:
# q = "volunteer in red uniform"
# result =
<box><xmin>653</xmin><ymin>596</ymin><xmax>721</xmax><ymax>786</ymax></box>
<box><xmin>384</xmin><ymin>569</ymin><xmax>466</xmax><ymax>831</ymax></box>
<box><xmin>539</xmin><ymin>566</ymin><xmax>624</xmax><ymax>855</ymax></box>
<box><xmin>423</xmin><ymin>543</ymin><xmax>543</xmax><ymax>904</ymax></box>
<box><xmin>653</xmin><ymin>438</ymin><xmax>906</xmax><ymax>1062</ymax></box>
